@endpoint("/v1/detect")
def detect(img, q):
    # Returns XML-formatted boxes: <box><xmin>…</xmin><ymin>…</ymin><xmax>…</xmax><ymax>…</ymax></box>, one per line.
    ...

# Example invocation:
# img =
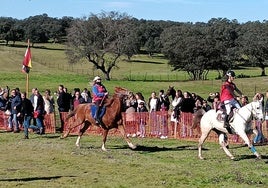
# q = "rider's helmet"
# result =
<box><xmin>226</xmin><ymin>70</ymin><xmax>236</xmax><ymax>77</ymax></box>
<box><xmin>93</xmin><ymin>76</ymin><xmax>101</xmax><ymax>82</ymax></box>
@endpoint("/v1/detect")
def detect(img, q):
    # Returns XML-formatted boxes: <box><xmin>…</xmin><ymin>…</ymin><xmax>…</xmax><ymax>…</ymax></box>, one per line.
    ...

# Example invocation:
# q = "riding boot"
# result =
<box><xmin>224</xmin><ymin>115</ymin><xmax>229</xmax><ymax>128</ymax></box>
<box><xmin>95</xmin><ymin>105</ymin><xmax>101</xmax><ymax>124</ymax></box>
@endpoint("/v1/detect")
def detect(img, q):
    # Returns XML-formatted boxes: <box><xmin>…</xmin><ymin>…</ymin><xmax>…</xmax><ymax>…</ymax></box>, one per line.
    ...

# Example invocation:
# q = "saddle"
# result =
<box><xmin>216</xmin><ymin>108</ymin><xmax>236</xmax><ymax>134</ymax></box>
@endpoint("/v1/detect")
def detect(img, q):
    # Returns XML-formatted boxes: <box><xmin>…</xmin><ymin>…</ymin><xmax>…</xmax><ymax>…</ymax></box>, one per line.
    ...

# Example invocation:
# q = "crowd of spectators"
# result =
<box><xmin>0</xmin><ymin>85</ymin><xmax>92</xmax><ymax>138</ymax></box>
<box><xmin>0</xmin><ymin>84</ymin><xmax>267</xmax><ymax>143</ymax></box>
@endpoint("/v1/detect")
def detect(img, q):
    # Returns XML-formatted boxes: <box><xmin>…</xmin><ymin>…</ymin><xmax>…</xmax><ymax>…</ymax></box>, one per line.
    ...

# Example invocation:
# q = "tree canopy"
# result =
<box><xmin>1</xmin><ymin>13</ymin><xmax>268</xmax><ymax>80</ymax></box>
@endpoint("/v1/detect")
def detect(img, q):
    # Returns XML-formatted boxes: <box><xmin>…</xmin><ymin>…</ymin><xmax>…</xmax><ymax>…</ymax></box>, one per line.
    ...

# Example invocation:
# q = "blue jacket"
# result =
<box><xmin>11</xmin><ymin>95</ymin><xmax>22</xmax><ymax>114</ymax></box>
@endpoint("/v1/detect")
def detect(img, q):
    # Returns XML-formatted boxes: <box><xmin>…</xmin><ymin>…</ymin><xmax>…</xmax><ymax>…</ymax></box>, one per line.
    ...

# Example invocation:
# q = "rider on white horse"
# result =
<box><xmin>220</xmin><ymin>70</ymin><xmax>243</xmax><ymax>128</ymax></box>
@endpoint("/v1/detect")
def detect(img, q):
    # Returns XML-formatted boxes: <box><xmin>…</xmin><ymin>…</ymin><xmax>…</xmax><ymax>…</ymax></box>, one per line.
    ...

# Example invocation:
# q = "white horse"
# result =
<box><xmin>195</xmin><ymin>100</ymin><xmax>264</xmax><ymax>160</ymax></box>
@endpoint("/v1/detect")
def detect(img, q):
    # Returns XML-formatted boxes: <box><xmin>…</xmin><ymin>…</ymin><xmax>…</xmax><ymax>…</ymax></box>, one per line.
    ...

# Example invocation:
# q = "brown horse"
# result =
<box><xmin>166</xmin><ymin>86</ymin><xmax>176</xmax><ymax>100</ymax></box>
<box><xmin>61</xmin><ymin>87</ymin><xmax>136</xmax><ymax>151</ymax></box>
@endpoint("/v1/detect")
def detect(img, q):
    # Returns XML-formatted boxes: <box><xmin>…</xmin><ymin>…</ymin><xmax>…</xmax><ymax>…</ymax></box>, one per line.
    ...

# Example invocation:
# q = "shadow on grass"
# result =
<box><xmin>233</xmin><ymin>155</ymin><xmax>268</xmax><ymax>162</ymax></box>
<box><xmin>109</xmin><ymin>145</ymin><xmax>203</xmax><ymax>153</ymax></box>
<box><xmin>0</xmin><ymin>175</ymin><xmax>76</xmax><ymax>182</ymax></box>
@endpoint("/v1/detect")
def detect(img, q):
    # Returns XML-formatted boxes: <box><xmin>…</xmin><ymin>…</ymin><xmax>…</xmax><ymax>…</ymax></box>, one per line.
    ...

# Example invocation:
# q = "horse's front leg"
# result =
<box><xmin>101</xmin><ymin>129</ymin><xmax>109</xmax><ymax>151</ymax></box>
<box><xmin>238</xmin><ymin>131</ymin><xmax>261</xmax><ymax>159</ymax></box>
<box><xmin>118</xmin><ymin>124</ymin><xmax>136</xmax><ymax>149</ymax></box>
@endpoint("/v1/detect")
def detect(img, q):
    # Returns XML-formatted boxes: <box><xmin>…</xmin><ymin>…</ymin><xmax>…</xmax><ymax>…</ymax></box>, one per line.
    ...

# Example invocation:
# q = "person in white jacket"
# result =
<box><xmin>171</xmin><ymin>89</ymin><xmax>183</xmax><ymax>122</ymax></box>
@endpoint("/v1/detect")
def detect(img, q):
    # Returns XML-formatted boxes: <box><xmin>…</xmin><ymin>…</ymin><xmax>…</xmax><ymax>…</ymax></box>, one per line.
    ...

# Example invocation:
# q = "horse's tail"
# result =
<box><xmin>192</xmin><ymin>109</ymin><xmax>206</xmax><ymax>129</ymax></box>
<box><xmin>65</xmin><ymin>108</ymin><xmax>77</xmax><ymax>122</ymax></box>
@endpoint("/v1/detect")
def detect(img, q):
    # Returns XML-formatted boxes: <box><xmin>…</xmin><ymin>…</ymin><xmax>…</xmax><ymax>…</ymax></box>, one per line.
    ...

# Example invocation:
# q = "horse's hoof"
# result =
<box><xmin>129</xmin><ymin>143</ymin><xmax>137</xmax><ymax>150</ymax></box>
<box><xmin>256</xmin><ymin>155</ymin><xmax>262</xmax><ymax>160</ymax></box>
<box><xmin>230</xmin><ymin>156</ymin><xmax>235</xmax><ymax>160</ymax></box>
<box><xmin>198</xmin><ymin>156</ymin><xmax>204</xmax><ymax>160</ymax></box>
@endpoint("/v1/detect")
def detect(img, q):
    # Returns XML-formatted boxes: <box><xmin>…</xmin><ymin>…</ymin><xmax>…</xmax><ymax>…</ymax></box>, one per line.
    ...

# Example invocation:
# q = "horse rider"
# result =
<box><xmin>92</xmin><ymin>76</ymin><xmax>108</xmax><ymax>127</ymax></box>
<box><xmin>220</xmin><ymin>70</ymin><xmax>243</xmax><ymax>128</ymax></box>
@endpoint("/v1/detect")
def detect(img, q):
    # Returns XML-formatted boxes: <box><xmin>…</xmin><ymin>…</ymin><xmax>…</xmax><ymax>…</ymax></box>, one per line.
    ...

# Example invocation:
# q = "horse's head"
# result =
<box><xmin>166</xmin><ymin>86</ymin><xmax>176</xmax><ymax>100</ymax></box>
<box><xmin>251</xmin><ymin>100</ymin><xmax>264</xmax><ymax>121</ymax></box>
<box><xmin>114</xmin><ymin>87</ymin><xmax>130</xmax><ymax>98</ymax></box>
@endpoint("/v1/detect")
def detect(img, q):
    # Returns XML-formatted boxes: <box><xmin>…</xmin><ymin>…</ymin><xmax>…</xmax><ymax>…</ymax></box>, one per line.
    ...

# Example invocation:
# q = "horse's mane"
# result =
<box><xmin>104</xmin><ymin>87</ymin><xmax>130</xmax><ymax>107</ymax></box>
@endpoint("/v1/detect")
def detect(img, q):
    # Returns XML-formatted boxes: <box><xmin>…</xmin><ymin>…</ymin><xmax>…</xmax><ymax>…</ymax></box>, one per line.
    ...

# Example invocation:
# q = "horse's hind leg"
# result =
<box><xmin>218</xmin><ymin>133</ymin><xmax>234</xmax><ymax>160</ymax></box>
<box><xmin>118</xmin><ymin>124</ymin><xmax>136</xmax><ymax>150</ymax></box>
<box><xmin>198</xmin><ymin>128</ymin><xmax>211</xmax><ymax>160</ymax></box>
<box><xmin>75</xmin><ymin>121</ymin><xmax>90</xmax><ymax>147</ymax></box>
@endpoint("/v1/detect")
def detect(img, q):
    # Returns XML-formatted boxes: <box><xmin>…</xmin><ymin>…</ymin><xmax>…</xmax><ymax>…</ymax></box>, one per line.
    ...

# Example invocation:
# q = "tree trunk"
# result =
<box><xmin>261</xmin><ymin>67</ymin><xmax>266</xmax><ymax>76</ymax></box>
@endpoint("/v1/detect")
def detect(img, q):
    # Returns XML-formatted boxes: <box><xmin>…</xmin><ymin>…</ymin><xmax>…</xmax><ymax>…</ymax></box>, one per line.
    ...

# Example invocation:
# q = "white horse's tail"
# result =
<box><xmin>192</xmin><ymin>108</ymin><xmax>206</xmax><ymax>129</ymax></box>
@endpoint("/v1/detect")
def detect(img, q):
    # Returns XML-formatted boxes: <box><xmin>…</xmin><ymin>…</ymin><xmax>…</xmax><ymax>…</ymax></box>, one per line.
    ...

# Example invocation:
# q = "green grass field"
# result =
<box><xmin>1</xmin><ymin>42</ymin><xmax>268</xmax><ymax>187</ymax></box>
<box><xmin>0</xmin><ymin>132</ymin><xmax>267</xmax><ymax>188</ymax></box>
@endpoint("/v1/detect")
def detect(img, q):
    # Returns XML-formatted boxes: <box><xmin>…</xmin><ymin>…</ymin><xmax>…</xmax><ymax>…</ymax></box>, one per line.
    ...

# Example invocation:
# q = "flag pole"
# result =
<box><xmin>26</xmin><ymin>39</ymin><xmax>30</xmax><ymax>97</ymax></box>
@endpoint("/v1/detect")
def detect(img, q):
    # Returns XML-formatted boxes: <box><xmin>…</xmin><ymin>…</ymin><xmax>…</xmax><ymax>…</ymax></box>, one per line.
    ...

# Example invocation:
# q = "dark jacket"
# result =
<box><xmin>180</xmin><ymin>98</ymin><xmax>195</xmax><ymax>113</ymax></box>
<box><xmin>57</xmin><ymin>91</ymin><xmax>71</xmax><ymax>112</ymax></box>
<box><xmin>21</xmin><ymin>98</ymin><xmax>34</xmax><ymax>116</ymax></box>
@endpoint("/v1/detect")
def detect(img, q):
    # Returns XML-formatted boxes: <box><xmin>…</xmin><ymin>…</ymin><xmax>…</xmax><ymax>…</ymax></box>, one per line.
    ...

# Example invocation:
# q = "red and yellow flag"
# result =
<box><xmin>22</xmin><ymin>44</ymin><xmax>32</xmax><ymax>74</ymax></box>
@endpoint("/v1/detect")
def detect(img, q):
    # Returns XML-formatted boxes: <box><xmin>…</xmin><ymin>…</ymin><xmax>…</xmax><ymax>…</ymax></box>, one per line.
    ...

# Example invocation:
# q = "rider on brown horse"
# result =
<box><xmin>92</xmin><ymin>76</ymin><xmax>108</xmax><ymax>128</ymax></box>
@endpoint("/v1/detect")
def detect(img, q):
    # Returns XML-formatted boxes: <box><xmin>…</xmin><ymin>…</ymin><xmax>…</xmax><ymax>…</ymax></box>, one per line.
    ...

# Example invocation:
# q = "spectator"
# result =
<box><xmin>137</xmin><ymin>101</ymin><xmax>148</xmax><ymax>138</ymax></box>
<box><xmin>241</xmin><ymin>95</ymin><xmax>249</xmax><ymax>106</ymax></box>
<box><xmin>202</xmin><ymin>100</ymin><xmax>211</xmax><ymax>112</ymax></box>
<box><xmin>71</xmin><ymin>90</ymin><xmax>85</xmax><ymax>110</ymax></box>
<box><xmin>212</xmin><ymin>95</ymin><xmax>221</xmax><ymax>110</ymax></box>
<box><xmin>159</xmin><ymin>89</ymin><xmax>170</xmax><ymax>111</ymax></box>
<box><xmin>63</xmin><ymin>87</ymin><xmax>72</xmax><ymax>110</ymax></box>
<box><xmin>8</xmin><ymin>89</ymin><xmax>22</xmax><ymax>133</ymax></box>
<box><xmin>124</xmin><ymin>92</ymin><xmax>138</xmax><ymax>112</ymax></box>
<box><xmin>148</xmin><ymin>91</ymin><xmax>160</xmax><ymax>136</ymax></box>
<box><xmin>0</xmin><ymin>88</ymin><xmax>9</xmax><ymax>111</ymax></box>
<box><xmin>29</xmin><ymin>88</ymin><xmax>37</xmax><ymax>126</ymax></box>
<box><xmin>207</xmin><ymin>92</ymin><xmax>220</xmax><ymax>104</ymax></box>
<box><xmin>181</xmin><ymin>91</ymin><xmax>195</xmax><ymax>113</ymax></box>
<box><xmin>57</xmin><ymin>84</ymin><xmax>71</xmax><ymax>132</ymax></box>
<box><xmin>20</xmin><ymin>92</ymin><xmax>34</xmax><ymax>139</ymax></box>
<box><xmin>158</xmin><ymin>90</ymin><xmax>170</xmax><ymax>139</ymax></box>
<box><xmin>148</xmin><ymin>91</ymin><xmax>160</xmax><ymax>112</ymax></box>
<box><xmin>194</xmin><ymin>98</ymin><xmax>203</xmax><ymax>112</ymax></box>
<box><xmin>31</xmin><ymin>89</ymin><xmax>45</xmax><ymax>134</ymax></box>
<box><xmin>135</xmin><ymin>92</ymin><xmax>146</xmax><ymax>107</ymax></box>
<box><xmin>171</xmin><ymin>89</ymin><xmax>183</xmax><ymax>121</ymax></box>
<box><xmin>253</xmin><ymin>93</ymin><xmax>266</xmax><ymax>144</ymax></box>
<box><xmin>81</xmin><ymin>88</ymin><xmax>92</xmax><ymax>103</ymax></box>
<box><xmin>43</xmin><ymin>89</ymin><xmax>55</xmax><ymax>114</ymax></box>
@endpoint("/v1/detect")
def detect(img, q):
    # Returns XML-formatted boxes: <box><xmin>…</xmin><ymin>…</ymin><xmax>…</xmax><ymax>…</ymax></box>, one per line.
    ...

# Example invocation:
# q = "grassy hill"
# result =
<box><xmin>0</xmin><ymin>42</ymin><xmax>267</xmax><ymax>100</ymax></box>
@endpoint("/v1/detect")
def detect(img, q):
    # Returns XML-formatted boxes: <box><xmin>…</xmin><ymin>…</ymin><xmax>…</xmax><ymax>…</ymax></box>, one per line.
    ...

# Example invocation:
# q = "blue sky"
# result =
<box><xmin>1</xmin><ymin>0</ymin><xmax>268</xmax><ymax>23</ymax></box>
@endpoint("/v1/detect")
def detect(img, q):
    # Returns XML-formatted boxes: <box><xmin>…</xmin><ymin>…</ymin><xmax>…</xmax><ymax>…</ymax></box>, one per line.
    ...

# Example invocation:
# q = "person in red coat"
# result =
<box><xmin>220</xmin><ymin>70</ymin><xmax>242</xmax><ymax>127</ymax></box>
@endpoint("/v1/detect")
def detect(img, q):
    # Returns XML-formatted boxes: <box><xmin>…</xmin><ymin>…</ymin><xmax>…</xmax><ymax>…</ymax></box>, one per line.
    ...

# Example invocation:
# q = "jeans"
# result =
<box><xmin>23</xmin><ymin>115</ymin><xmax>32</xmax><ymax>137</ymax></box>
<box><xmin>224</xmin><ymin>98</ymin><xmax>241</xmax><ymax>114</ymax></box>
<box><xmin>29</xmin><ymin>116</ymin><xmax>44</xmax><ymax>133</ymax></box>
<box><xmin>8</xmin><ymin>113</ymin><xmax>19</xmax><ymax>131</ymax></box>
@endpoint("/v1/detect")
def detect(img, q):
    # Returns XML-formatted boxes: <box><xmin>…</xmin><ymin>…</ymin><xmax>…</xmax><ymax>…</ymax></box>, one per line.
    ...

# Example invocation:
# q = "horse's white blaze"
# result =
<box><xmin>198</xmin><ymin>100</ymin><xmax>263</xmax><ymax>160</ymax></box>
